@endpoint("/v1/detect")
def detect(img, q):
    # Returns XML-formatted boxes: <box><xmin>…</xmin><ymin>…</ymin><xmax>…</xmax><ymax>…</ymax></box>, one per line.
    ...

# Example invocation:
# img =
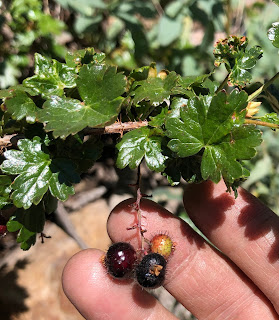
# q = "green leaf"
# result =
<box><xmin>77</xmin><ymin>64</ymin><xmax>126</xmax><ymax>106</ymax></box>
<box><xmin>202</xmin><ymin>78</ymin><xmax>219</xmax><ymax>94</ymax></box>
<box><xmin>201</xmin><ymin>125</ymin><xmax>261</xmax><ymax>184</ymax></box>
<box><xmin>1</xmin><ymin>137</ymin><xmax>80</xmax><ymax>209</ymax></box>
<box><xmin>43</xmin><ymin>192</ymin><xmax>58</xmax><ymax>214</ymax></box>
<box><xmin>157</xmin><ymin>15</ymin><xmax>182</xmax><ymax>46</ymax></box>
<box><xmin>6</xmin><ymin>203</ymin><xmax>47</xmax><ymax>250</ymax></box>
<box><xmin>65</xmin><ymin>47</ymin><xmax>106</xmax><ymax>69</ymax></box>
<box><xmin>38</xmin><ymin>64</ymin><xmax>126</xmax><ymax>138</ymax></box>
<box><xmin>55</xmin><ymin>135</ymin><xmax>103</xmax><ymax>172</ymax></box>
<box><xmin>149</xmin><ymin>107</ymin><xmax>168</xmax><ymax>127</ymax></box>
<box><xmin>202</xmin><ymin>90</ymin><xmax>248</xmax><ymax>144</ymax></box>
<box><xmin>129</xmin><ymin>65</ymin><xmax>150</xmax><ymax>81</ymax></box>
<box><xmin>18</xmin><ymin>231</ymin><xmax>37</xmax><ymax>250</ymax></box>
<box><xmin>0</xmin><ymin>89</ymin><xmax>15</xmax><ymax>99</ymax></box>
<box><xmin>166</xmin><ymin>90</ymin><xmax>262</xmax><ymax>185</ymax></box>
<box><xmin>131</xmin><ymin>72</ymin><xmax>178</xmax><ymax>105</ymax></box>
<box><xmin>229</xmin><ymin>46</ymin><xmax>263</xmax><ymax>87</ymax></box>
<box><xmin>38</xmin><ymin>97</ymin><xmax>88</xmax><ymax>138</ymax></box>
<box><xmin>37</xmin><ymin>13</ymin><xmax>65</xmax><ymax>35</ymax></box>
<box><xmin>13</xmin><ymin>206</ymin><xmax>45</xmax><ymax>233</ymax></box>
<box><xmin>0</xmin><ymin>175</ymin><xmax>12</xmax><ymax>209</ymax></box>
<box><xmin>4</xmin><ymin>91</ymin><xmax>38</xmax><ymax>123</ymax></box>
<box><xmin>268</xmin><ymin>22</ymin><xmax>279</xmax><ymax>48</ymax></box>
<box><xmin>7</xmin><ymin>215</ymin><xmax>37</xmax><ymax>250</ymax></box>
<box><xmin>178</xmin><ymin>74</ymin><xmax>209</xmax><ymax>88</ymax></box>
<box><xmin>116</xmin><ymin>127</ymin><xmax>167</xmax><ymax>172</ymax></box>
<box><xmin>163</xmin><ymin>156</ymin><xmax>202</xmax><ymax>186</ymax></box>
<box><xmin>166</xmin><ymin>97</ymin><xmax>206</xmax><ymax>157</ymax></box>
<box><xmin>23</xmin><ymin>54</ymin><xmax>76</xmax><ymax>98</ymax></box>
<box><xmin>165</xmin><ymin>0</ymin><xmax>185</xmax><ymax>18</ymax></box>
<box><xmin>258</xmin><ymin>113</ymin><xmax>279</xmax><ymax>126</ymax></box>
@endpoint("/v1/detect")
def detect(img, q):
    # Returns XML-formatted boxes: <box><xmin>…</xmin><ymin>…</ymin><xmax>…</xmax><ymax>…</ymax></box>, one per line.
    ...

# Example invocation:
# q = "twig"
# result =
<box><xmin>84</xmin><ymin>120</ymin><xmax>148</xmax><ymax>135</ymax></box>
<box><xmin>0</xmin><ymin>122</ymin><xmax>148</xmax><ymax>148</ymax></box>
<box><xmin>64</xmin><ymin>186</ymin><xmax>106</xmax><ymax>211</ymax></box>
<box><xmin>244</xmin><ymin>118</ymin><xmax>279</xmax><ymax>129</ymax></box>
<box><xmin>151</xmin><ymin>0</ymin><xmax>164</xmax><ymax>16</ymax></box>
<box><xmin>55</xmin><ymin>202</ymin><xmax>89</xmax><ymax>250</ymax></box>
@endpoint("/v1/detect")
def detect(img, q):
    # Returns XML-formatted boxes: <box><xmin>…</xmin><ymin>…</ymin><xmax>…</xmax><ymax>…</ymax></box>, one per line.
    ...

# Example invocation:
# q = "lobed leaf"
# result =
<box><xmin>258</xmin><ymin>113</ymin><xmax>279</xmax><ymax>126</ymax></box>
<box><xmin>229</xmin><ymin>46</ymin><xmax>263</xmax><ymax>87</ymax></box>
<box><xmin>131</xmin><ymin>72</ymin><xmax>178</xmax><ymax>105</ymax></box>
<box><xmin>23</xmin><ymin>53</ymin><xmax>76</xmax><ymax>98</ymax></box>
<box><xmin>38</xmin><ymin>64</ymin><xmax>126</xmax><ymax>138</ymax></box>
<box><xmin>116</xmin><ymin>127</ymin><xmax>167</xmax><ymax>172</ymax></box>
<box><xmin>7</xmin><ymin>204</ymin><xmax>46</xmax><ymax>250</ymax></box>
<box><xmin>77</xmin><ymin>64</ymin><xmax>126</xmax><ymax>106</ymax></box>
<box><xmin>4</xmin><ymin>91</ymin><xmax>38</xmax><ymax>123</ymax></box>
<box><xmin>1</xmin><ymin>137</ymin><xmax>80</xmax><ymax>209</ymax></box>
<box><xmin>166</xmin><ymin>90</ymin><xmax>262</xmax><ymax>185</ymax></box>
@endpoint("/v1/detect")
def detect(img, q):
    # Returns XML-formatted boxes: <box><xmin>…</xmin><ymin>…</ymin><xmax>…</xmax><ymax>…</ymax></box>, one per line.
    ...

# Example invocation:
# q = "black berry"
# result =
<box><xmin>136</xmin><ymin>253</ymin><xmax>167</xmax><ymax>288</ymax></box>
<box><xmin>104</xmin><ymin>242</ymin><xmax>137</xmax><ymax>278</ymax></box>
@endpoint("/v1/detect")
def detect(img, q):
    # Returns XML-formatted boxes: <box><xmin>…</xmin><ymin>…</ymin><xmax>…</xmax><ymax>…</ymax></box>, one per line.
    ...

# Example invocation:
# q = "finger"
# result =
<box><xmin>62</xmin><ymin>248</ymin><xmax>178</xmax><ymax>320</ymax></box>
<box><xmin>183</xmin><ymin>180</ymin><xmax>279</xmax><ymax>314</ymax></box>
<box><xmin>107</xmin><ymin>198</ymin><xmax>278</xmax><ymax>319</ymax></box>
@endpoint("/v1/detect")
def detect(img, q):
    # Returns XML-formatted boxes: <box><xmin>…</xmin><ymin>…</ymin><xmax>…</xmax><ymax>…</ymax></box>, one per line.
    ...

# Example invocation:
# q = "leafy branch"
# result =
<box><xmin>0</xmin><ymin>35</ymin><xmax>279</xmax><ymax>250</ymax></box>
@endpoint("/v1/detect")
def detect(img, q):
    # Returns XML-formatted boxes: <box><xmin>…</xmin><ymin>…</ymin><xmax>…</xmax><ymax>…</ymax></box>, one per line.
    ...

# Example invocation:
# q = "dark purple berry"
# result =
<box><xmin>136</xmin><ymin>253</ymin><xmax>167</xmax><ymax>288</ymax></box>
<box><xmin>104</xmin><ymin>242</ymin><xmax>137</xmax><ymax>278</ymax></box>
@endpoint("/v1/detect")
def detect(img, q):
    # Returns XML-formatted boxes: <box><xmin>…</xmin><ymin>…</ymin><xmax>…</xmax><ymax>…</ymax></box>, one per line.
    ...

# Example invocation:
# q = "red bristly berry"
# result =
<box><xmin>104</xmin><ymin>242</ymin><xmax>137</xmax><ymax>279</ymax></box>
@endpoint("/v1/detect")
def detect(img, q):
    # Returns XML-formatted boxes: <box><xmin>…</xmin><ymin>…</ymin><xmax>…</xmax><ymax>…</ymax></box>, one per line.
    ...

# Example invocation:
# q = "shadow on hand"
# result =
<box><xmin>237</xmin><ymin>189</ymin><xmax>279</xmax><ymax>263</ymax></box>
<box><xmin>184</xmin><ymin>181</ymin><xmax>235</xmax><ymax>233</ymax></box>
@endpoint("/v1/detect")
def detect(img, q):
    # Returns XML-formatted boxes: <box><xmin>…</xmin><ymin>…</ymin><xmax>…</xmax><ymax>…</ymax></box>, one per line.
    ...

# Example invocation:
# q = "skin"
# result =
<box><xmin>62</xmin><ymin>180</ymin><xmax>279</xmax><ymax>319</ymax></box>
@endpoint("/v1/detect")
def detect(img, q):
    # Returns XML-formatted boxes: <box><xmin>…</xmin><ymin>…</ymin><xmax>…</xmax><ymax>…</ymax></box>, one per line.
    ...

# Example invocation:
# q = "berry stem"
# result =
<box><xmin>127</xmin><ymin>164</ymin><xmax>150</xmax><ymax>254</ymax></box>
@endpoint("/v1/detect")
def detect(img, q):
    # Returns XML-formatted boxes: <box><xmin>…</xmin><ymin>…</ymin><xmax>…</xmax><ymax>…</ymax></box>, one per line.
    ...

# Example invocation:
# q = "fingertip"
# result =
<box><xmin>62</xmin><ymin>249</ymin><xmax>104</xmax><ymax>308</ymax></box>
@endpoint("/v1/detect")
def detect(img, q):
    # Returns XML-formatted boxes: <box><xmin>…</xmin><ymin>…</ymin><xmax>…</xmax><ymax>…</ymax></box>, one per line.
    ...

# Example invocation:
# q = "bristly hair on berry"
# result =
<box><xmin>135</xmin><ymin>253</ymin><xmax>167</xmax><ymax>289</ymax></box>
<box><xmin>103</xmin><ymin>242</ymin><xmax>137</xmax><ymax>279</ymax></box>
<box><xmin>148</xmin><ymin>232</ymin><xmax>176</xmax><ymax>260</ymax></box>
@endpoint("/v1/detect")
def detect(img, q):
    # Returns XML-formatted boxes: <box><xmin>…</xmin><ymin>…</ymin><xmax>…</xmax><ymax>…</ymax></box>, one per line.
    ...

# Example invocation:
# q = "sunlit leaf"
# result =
<box><xmin>1</xmin><ymin>137</ymin><xmax>80</xmax><ymax>209</ymax></box>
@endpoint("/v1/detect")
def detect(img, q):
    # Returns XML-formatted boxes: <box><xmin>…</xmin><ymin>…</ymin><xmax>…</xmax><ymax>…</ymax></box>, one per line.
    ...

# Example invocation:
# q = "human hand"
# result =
<box><xmin>62</xmin><ymin>181</ymin><xmax>279</xmax><ymax>319</ymax></box>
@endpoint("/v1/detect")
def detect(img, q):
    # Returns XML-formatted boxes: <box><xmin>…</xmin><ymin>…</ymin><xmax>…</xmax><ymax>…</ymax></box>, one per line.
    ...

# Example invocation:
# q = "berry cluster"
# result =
<box><xmin>103</xmin><ymin>233</ymin><xmax>174</xmax><ymax>289</ymax></box>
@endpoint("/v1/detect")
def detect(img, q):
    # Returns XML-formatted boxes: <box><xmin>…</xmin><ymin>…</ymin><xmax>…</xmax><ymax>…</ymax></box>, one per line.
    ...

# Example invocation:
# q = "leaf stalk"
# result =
<box><xmin>215</xmin><ymin>73</ymin><xmax>230</xmax><ymax>94</ymax></box>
